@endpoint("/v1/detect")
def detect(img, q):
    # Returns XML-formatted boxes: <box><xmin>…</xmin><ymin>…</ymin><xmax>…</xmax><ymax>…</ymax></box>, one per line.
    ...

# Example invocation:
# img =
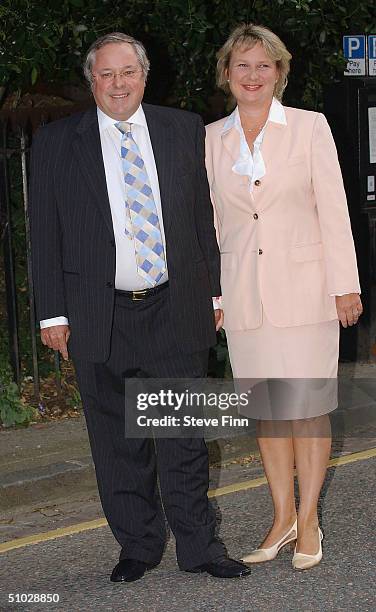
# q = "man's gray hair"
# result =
<box><xmin>83</xmin><ymin>32</ymin><xmax>150</xmax><ymax>84</ymax></box>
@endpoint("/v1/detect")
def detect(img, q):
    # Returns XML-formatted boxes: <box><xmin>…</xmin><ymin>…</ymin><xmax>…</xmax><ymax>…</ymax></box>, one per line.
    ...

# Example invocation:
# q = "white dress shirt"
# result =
<box><xmin>97</xmin><ymin>105</ymin><xmax>169</xmax><ymax>290</ymax></box>
<box><xmin>41</xmin><ymin>105</ymin><xmax>218</xmax><ymax>328</ymax></box>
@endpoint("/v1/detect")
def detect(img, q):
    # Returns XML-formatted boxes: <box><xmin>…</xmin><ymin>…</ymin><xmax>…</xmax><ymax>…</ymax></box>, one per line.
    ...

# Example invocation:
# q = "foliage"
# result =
<box><xmin>0</xmin><ymin>1</ymin><xmax>375</xmax><ymax>111</ymax></box>
<box><xmin>0</xmin><ymin>152</ymin><xmax>55</xmax><ymax>379</ymax></box>
<box><xmin>0</xmin><ymin>0</ymin><xmax>148</xmax><ymax>93</ymax></box>
<box><xmin>146</xmin><ymin>0</ymin><xmax>376</xmax><ymax>110</ymax></box>
<box><xmin>0</xmin><ymin>366</ymin><xmax>35</xmax><ymax>427</ymax></box>
<box><xmin>66</xmin><ymin>386</ymin><xmax>82</xmax><ymax>411</ymax></box>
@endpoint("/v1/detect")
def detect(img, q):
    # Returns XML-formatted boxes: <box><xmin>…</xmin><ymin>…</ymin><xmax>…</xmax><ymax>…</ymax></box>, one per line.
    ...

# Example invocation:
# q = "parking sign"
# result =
<box><xmin>369</xmin><ymin>35</ymin><xmax>376</xmax><ymax>76</ymax></box>
<box><xmin>343</xmin><ymin>35</ymin><xmax>366</xmax><ymax>75</ymax></box>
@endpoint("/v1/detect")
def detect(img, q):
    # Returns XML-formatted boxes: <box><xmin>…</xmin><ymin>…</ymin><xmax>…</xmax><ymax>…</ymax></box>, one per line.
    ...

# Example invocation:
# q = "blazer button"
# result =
<box><xmin>106</xmin><ymin>281</ymin><xmax>113</xmax><ymax>288</ymax></box>
<box><xmin>109</xmin><ymin>239</ymin><xmax>115</xmax><ymax>247</ymax></box>
<box><xmin>254</xmin><ymin>179</ymin><xmax>261</xmax><ymax>186</ymax></box>
<box><xmin>253</xmin><ymin>213</ymin><xmax>259</xmax><ymax>219</ymax></box>
<box><xmin>258</xmin><ymin>248</ymin><xmax>263</xmax><ymax>255</ymax></box>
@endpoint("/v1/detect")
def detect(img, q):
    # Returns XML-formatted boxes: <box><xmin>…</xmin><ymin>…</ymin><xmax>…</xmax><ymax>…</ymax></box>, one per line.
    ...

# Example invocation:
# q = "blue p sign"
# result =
<box><xmin>369</xmin><ymin>35</ymin><xmax>376</xmax><ymax>59</ymax></box>
<box><xmin>368</xmin><ymin>35</ymin><xmax>376</xmax><ymax>76</ymax></box>
<box><xmin>343</xmin><ymin>36</ymin><xmax>365</xmax><ymax>59</ymax></box>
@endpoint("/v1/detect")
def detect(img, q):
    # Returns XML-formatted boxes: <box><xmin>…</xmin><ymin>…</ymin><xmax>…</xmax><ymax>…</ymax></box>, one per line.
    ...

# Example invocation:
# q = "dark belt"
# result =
<box><xmin>115</xmin><ymin>281</ymin><xmax>169</xmax><ymax>301</ymax></box>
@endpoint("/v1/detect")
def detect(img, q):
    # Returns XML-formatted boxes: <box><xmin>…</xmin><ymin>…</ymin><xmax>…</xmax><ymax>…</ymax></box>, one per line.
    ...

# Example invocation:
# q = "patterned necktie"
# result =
<box><xmin>116</xmin><ymin>121</ymin><xmax>166</xmax><ymax>286</ymax></box>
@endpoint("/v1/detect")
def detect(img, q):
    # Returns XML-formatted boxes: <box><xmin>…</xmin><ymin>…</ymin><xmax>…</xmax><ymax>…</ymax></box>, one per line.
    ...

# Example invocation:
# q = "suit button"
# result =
<box><xmin>254</xmin><ymin>179</ymin><xmax>261</xmax><ymax>186</ymax></box>
<box><xmin>253</xmin><ymin>213</ymin><xmax>259</xmax><ymax>220</ymax></box>
<box><xmin>106</xmin><ymin>281</ymin><xmax>113</xmax><ymax>288</ymax></box>
<box><xmin>258</xmin><ymin>248</ymin><xmax>263</xmax><ymax>255</ymax></box>
<box><xmin>109</xmin><ymin>239</ymin><xmax>115</xmax><ymax>247</ymax></box>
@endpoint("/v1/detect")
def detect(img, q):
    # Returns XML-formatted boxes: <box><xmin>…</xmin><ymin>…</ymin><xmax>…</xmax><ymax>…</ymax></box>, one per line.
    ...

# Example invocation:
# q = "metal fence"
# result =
<box><xmin>0</xmin><ymin>105</ymin><xmax>87</xmax><ymax>400</ymax></box>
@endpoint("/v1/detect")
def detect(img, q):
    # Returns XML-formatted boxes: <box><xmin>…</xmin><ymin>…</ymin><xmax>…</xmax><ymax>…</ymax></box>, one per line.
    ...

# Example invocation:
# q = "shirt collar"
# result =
<box><xmin>97</xmin><ymin>104</ymin><xmax>147</xmax><ymax>133</ymax></box>
<box><xmin>221</xmin><ymin>97</ymin><xmax>287</xmax><ymax>135</ymax></box>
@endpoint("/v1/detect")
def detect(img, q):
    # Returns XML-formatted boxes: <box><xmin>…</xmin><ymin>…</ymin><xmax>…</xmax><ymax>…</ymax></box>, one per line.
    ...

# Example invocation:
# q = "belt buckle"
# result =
<box><xmin>132</xmin><ymin>289</ymin><xmax>148</xmax><ymax>301</ymax></box>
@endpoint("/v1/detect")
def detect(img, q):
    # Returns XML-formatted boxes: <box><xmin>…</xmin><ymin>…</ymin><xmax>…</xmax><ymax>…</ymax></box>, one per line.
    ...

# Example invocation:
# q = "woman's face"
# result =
<box><xmin>227</xmin><ymin>42</ymin><xmax>279</xmax><ymax>109</ymax></box>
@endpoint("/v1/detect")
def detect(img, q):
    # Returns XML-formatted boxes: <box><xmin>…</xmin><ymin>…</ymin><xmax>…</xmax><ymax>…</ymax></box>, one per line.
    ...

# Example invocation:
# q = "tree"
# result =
<box><xmin>1</xmin><ymin>1</ymin><xmax>375</xmax><ymax>111</ymax></box>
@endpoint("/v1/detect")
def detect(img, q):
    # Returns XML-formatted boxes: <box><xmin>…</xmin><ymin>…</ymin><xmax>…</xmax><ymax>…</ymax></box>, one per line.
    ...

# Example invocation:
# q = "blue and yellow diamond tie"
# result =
<box><xmin>116</xmin><ymin>121</ymin><xmax>166</xmax><ymax>286</ymax></box>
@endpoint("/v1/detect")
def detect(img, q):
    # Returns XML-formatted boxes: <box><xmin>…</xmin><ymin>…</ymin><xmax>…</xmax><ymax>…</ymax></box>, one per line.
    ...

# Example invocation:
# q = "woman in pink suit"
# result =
<box><xmin>205</xmin><ymin>24</ymin><xmax>362</xmax><ymax>570</ymax></box>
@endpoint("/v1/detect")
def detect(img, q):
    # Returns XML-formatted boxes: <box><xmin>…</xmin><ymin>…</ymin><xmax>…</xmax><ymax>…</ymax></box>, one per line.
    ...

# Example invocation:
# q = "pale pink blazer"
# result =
<box><xmin>205</xmin><ymin>107</ymin><xmax>361</xmax><ymax>330</ymax></box>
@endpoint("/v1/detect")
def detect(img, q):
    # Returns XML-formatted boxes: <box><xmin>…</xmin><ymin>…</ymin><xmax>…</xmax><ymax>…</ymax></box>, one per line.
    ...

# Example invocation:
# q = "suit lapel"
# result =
<box><xmin>143</xmin><ymin>104</ymin><xmax>175</xmax><ymax>235</ymax></box>
<box><xmin>221</xmin><ymin>126</ymin><xmax>241</xmax><ymax>164</ymax></box>
<box><xmin>255</xmin><ymin>121</ymin><xmax>288</xmax><ymax>212</ymax></box>
<box><xmin>72</xmin><ymin>107</ymin><xmax>114</xmax><ymax>237</ymax></box>
<box><xmin>260</xmin><ymin>121</ymin><xmax>286</xmax><ymax>173</ymax></box>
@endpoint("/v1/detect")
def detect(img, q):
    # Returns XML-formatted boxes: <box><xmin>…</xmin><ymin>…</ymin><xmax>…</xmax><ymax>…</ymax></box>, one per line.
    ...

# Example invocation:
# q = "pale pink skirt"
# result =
<box><xmin>226</xmin><ymin>311</ymin><xmax>339</xmax><ymax>420</ymax></box>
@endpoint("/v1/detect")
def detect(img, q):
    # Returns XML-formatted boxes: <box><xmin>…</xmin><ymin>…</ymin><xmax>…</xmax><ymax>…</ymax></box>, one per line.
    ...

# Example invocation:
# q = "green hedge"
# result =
<box><xmin>1</xmin><ymin>0</ymin><xmax>375</xmax><ymax>111</ymax></box>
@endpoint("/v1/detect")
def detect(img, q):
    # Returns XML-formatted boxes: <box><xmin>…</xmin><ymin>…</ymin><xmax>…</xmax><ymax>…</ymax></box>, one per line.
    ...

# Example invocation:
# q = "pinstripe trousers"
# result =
<box><xmin>73</xmin><ymin>289</ymin><xmax>226</xmax><ymax>570</ymax></box>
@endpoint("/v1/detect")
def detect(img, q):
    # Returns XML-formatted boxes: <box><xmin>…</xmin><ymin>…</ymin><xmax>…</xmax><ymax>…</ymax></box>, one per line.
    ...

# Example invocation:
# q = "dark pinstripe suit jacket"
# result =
<box><xmin>29</xmin><ymin>103</ymin><xmax>221</xmax><ymax>362</ymax></box>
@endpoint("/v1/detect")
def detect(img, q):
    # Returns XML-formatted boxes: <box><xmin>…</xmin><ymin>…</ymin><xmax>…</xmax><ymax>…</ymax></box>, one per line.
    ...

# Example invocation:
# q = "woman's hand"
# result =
<box><xmin>335</xmin><ymin>294</ymin><xmax>363</xmax><ymax>328</ymax></box>
<box><xmin>214</xmin><ymin>309</ymin><xmax>224</xmax><ymax>331</ymax></box>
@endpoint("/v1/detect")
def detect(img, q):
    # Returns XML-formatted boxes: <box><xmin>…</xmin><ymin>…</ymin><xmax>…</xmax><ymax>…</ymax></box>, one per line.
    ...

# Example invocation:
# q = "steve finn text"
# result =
<box><xmin>136</xmin><ymin>415</ymin><xmax>250</xmax><ymax>428</ymax></box>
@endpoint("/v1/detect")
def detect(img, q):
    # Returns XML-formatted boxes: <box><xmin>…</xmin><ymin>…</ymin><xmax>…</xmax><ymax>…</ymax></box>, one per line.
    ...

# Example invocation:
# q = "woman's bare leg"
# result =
<box><xmin>292</xmin><ymin>414</ymin><xmax>331</xmax><ymax>553</ymax></box>
<box><xmin>256</xmin><ymin>420</ymin><xmax>297</xmax><ymax>547</ymax></box>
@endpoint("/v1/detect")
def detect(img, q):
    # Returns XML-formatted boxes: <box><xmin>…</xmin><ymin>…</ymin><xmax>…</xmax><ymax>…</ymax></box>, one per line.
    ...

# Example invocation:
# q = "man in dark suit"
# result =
<box><xmin>29</xmin><ymin>33</ymin><xmax>251</xmax><ymax>582</ymax></box>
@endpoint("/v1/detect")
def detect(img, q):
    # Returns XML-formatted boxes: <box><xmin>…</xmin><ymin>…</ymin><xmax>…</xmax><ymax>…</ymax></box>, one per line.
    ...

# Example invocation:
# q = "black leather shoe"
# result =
<box><xmin>186</xmin><ymin>556</ymin><xmax>252</xmax><ymax>578</ymax></box>
<box><xmin>110</xmin><ymin>559</ymin><xmax>157</xmax><ymax>583</ymax></box>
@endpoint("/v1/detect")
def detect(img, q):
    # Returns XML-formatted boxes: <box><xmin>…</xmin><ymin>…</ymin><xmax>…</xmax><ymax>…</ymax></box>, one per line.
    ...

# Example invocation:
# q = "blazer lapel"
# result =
<box><xmin>260</xmin><ymin>121</ymin><xmax>287</xmax><ymax>176</ymax></box>
<box><xmin>221</xmin><ymin>126</ymin><xmax>241</xmax><ymax>164</ymax></box>
<box><xmin>256</xmin><ymin>121</ymin><xmax>287</xmax><ymax>212</ymax></box>
<box><xmin>220</xmin><ymin>126</ymin><xmax>252</xmax><ymax>192</ymax></box>
<box><xmin>72</xmin><ymin>107</ymin><xmax>114</xmax><ymax>237</ymax></box>
<box><xmin>143</xmin><ymin>104</ymin><xmax>175</xmax><ymax>235</ymax></box>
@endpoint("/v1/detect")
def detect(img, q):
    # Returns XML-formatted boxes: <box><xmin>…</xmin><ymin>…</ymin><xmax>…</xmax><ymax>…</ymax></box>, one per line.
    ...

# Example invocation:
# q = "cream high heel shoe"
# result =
<box><xmin>241</xmin><ymin>519</ymin><xmax>297</xmax><ymax>564</ymax></box>
<box><xmin>292</xmin><ymin>527</ymin><xmax>323</xmax><ymax>570</ymax></box>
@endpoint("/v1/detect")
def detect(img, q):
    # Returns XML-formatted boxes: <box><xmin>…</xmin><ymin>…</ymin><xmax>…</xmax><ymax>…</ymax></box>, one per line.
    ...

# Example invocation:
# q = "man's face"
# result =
<box><xmin>91</xmin><ymin>42</ymin><xmax>146</xmax><ymax>120</ymax></box>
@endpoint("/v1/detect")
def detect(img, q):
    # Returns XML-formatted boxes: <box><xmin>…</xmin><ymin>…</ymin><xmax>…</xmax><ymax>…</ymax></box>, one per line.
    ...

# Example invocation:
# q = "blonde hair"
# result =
<box><xmin>216</xmin><ymin>23</ymin><xmax>292</xmax><ymax>101</ymax></box>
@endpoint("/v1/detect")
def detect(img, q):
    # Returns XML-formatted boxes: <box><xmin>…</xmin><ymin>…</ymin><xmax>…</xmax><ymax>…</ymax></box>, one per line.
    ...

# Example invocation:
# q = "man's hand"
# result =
<box><xmin>214</xmin><ymin>309</ymin><xmax>224</xmax><ymax>331</ymax></box>
<box><xmin>335</xmin><ymin>294</ymin><xmax>363</xmax><ymax>328</ymax></box>
<box><xmin>41</xmin><ymin>325</ymin><xmax>71</xmax><ymax>360</ymax></box>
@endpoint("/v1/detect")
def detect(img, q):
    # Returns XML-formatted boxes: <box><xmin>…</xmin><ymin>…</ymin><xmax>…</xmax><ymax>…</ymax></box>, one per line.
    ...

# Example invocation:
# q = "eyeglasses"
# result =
<box><xmin>91</xmin><ymin>69</ymin><xmax>144</xmax><ymax>82</ymax></box>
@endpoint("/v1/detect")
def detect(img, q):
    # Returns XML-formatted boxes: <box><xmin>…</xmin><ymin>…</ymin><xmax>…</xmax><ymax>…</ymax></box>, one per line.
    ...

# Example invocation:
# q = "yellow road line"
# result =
<box><xmin>0</xmin><ymin>519</ymin><xmax>108</xmax><ymax>554</ymax></box>
<box><xmin>328</xmin><ymin>446</ymin><xmax>376</xmax><ymax>467</ymax></box>
<box><xmin>208</xmin><ymin>474</ymin><xmax>267</xmax><ymax>498</ymax></box>
<box><xmin>1</xmin><ymin>446</ymin><xmax>375</xmax><ymax>555</ymax></box>
<box><xmin>209</xmin><ymin>446</ymin><xmax>376</xmax><ymax>499</ymax></box>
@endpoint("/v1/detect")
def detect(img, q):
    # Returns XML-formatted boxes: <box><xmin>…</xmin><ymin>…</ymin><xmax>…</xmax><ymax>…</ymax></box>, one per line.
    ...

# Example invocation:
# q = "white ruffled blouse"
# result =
<box><xmin>220</xmin><ymin>97</ymin><xmax>287</xmax><ymax>191</ymax></box>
